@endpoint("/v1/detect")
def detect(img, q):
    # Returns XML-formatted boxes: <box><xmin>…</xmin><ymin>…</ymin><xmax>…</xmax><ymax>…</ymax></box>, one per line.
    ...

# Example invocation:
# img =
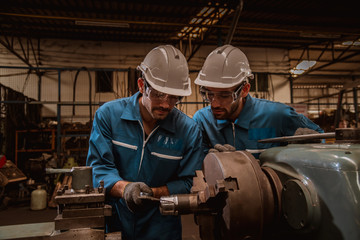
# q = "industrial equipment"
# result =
<box><xmin>47</xmin><ymin>166</ymin><xmax>116</xmax><ymax>239</ymax></box>
<box><xmin>160</xmin><ymin>128</ymin><xmax>360</xmax><ymax>240</ymax></box>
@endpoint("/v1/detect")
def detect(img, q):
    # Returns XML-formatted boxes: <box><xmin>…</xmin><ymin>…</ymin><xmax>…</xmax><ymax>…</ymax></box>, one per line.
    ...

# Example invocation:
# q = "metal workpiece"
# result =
<box><xmin>71</xmin><ymin>166</ymin><xmax>93</xmax><ymax>193</ymax></box>
<box><xmin>160</xmin><ymin>194</ymin><xmax>200</xmax><ymax>215</ymax></box>
<box><xmin>47</xmin><ymin>166</ymin><xmax>94</xmax><ymax>193</ymax></box>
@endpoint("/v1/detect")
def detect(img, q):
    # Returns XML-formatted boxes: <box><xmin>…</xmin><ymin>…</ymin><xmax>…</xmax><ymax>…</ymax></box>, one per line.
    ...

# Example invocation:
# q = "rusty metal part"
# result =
<box><xmin>258</xmin><ymin>132</ymin><xmax>335</xmax><ymax>143</ymax></box>
<box><xmin>54</xmin><ymin>167</ymin><xmax>110</xmax><ymax>235</ymax></box>
<box><xmin>46</xmin><ymin>166</ymin><xmax>94</xmax><ymax>193</ymax></box>
<box><xmin>62</xmin><ymin>205</ymin><xmax>112</xmax><ymax>218</ymax></box>
<box><xmin>0</xmin><ymin>160</ymin><xmax>27</xmax><ymax>185</ymax></box>
<box><xmin>71</xmin><ymin>166</ymin><xmax>93</xmax><ymax>193</ymax></box>
<box><xmin>202</xmin><ymin>151</ymin><xmax>275</xmax><ymax>240</ymax></box>
<box><xmin>335</xmin><ymin>128</ymin><xmax>360</xmax><ymax>143</ymax></box>
<box><xmin>261</xmin><ymin>166</ymin><xmax>283</xmax><ymax>221</ymax></box>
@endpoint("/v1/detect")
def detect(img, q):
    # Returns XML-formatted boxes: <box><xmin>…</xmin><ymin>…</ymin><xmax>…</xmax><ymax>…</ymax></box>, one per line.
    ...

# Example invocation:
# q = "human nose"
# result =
<box><xmin>210</xmin><ymin>96</ymin><xmax>221</xmax><ymax>107</ymax></box>
<box><xmin>159</xmin><ymin>97</ymin><xmax>171</xmax><ymax>107</ymax></box>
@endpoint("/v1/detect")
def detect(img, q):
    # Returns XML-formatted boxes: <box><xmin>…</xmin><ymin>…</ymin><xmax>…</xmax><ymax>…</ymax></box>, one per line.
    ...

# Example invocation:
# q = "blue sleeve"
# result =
<box><xmin>282</xmin><ymin>107</ymin><xmax>324</xmax><ymax>136</ymax></box>
<box><xmin>86</xmin><ymin>109</ymin><xmax>122</xmax><ymax>194</ymax></box>
<box><xmin>166</xmin><ymin>121</ymin><xmax>204</xmax><ymax>195</ymax></box>
<box><xmin>193</xmin><ymin>111</ymin><xmax>212</xmax><ymax>156</ymax></box>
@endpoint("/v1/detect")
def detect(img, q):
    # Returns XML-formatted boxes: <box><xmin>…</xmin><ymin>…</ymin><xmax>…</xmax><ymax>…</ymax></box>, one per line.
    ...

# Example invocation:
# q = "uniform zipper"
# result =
<box><xmin>137</xmin><ymin>120</ymin><xmax>159</xmax><ymax>176</ymax></box>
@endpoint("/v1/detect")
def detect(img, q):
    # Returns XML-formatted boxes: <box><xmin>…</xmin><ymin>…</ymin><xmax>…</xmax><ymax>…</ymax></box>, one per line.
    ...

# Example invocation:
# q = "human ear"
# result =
<box><xmin>240</xmin><ymin>83</ymin><xmax>251</xmax><ymax>98</ymax></box>
<box><xmin>138</xmin><ymin>78</ymin><xmax>145</xmax><ymax>93</ymax></box>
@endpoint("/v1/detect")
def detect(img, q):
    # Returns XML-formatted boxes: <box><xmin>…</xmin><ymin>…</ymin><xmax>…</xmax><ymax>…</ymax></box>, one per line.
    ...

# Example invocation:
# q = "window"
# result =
<box><xmin>95</xmin><ymin>71</ymin><xmax>113</xmax><ymax>93</ymax></box>
<box><xmin>250</xmin><ymin>73</ymin><xmax>268</xmax><ymax>92</ymax></box>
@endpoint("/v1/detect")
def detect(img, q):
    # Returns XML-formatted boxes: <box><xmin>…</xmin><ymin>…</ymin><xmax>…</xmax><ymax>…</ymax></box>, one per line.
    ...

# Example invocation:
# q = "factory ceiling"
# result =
<box><xmin>1</xmin><ymin>0</ymin><xmax>360</xmax><ymax>85</ymax></box>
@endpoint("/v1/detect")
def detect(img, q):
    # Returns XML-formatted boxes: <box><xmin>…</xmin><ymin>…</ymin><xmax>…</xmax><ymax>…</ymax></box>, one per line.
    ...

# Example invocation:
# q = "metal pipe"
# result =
<box><xmin>258</xmin><ymin>132</ymin><xmax>335</xmax><ymax>143</ymax></box>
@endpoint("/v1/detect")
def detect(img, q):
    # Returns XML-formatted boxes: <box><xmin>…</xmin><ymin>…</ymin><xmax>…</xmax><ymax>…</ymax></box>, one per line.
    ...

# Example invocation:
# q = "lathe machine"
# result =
<box><xmin>160</xmin><ymin>128</ymin><xmax>360</xmax><ymax>240</ymax></box>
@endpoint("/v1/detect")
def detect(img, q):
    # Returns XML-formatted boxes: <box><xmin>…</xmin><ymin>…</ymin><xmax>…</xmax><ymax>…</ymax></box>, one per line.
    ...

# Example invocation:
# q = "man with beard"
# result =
<box><xmin>193</xmin><ymin>45</ymin><xmax>323</xmax><ymax>158</ymax></box>
<box><xmin>86</xmin><ymin>45</ymin><xmax>203</xmax><ymax>240</ymax></box>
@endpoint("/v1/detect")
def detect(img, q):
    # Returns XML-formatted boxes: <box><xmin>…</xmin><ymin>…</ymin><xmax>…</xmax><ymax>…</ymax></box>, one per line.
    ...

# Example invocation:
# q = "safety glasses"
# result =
<box><xmin>144</xmin><ymin>81</ymin><xmax>183</xmax><ymax>105</ymax></box>
<box><xmin>199</xmin><ymin>83</ymin><xmax>245</xmax><ymax>103</ymax></box>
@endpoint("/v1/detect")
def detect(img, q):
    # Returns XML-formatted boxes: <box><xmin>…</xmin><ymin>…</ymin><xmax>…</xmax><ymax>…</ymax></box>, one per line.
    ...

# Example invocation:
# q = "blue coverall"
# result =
<box><xmin>193</xmin><ymin>94</ymin><xmax>323</xmax><ymax>158</ymax></box>
<box><xmin>86</xmin><ymin>92</ymin><xmax>203</xmax><ymax>240</ymax></box>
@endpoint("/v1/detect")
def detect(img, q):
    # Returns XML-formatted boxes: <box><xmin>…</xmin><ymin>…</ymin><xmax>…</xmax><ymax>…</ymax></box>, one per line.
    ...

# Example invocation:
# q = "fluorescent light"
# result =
<box><xmin>290</xmin><ymin>60</ymin><xmax>316</xmax><ymax>76</ymax></box>
<box><xmin>75</xmin><ymin>20</ymin><xmax>130</xmax><ymax>28</ymax></box>
<box><xmin>290</xmin><ymin>69</ymin><xmax>305</xmax><ymax>75</ymax></box>
<box><xmin>342</xmin><ymin>40</ymin><xmax>360</xmax><ymax>46</ymax></box>
<box><xmin>296</xmin><ymin>60</ymin><xmax>316</xmax><ymax>70</ymax></box>
<box><xmin>177</xmin><ymin>3</ymin><xmax>230</xmax><ymax>40</ymax></box>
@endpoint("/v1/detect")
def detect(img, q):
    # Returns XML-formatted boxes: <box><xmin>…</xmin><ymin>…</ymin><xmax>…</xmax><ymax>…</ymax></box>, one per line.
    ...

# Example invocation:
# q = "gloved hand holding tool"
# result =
<box><xmin>209</xmin><ymin>144</ymin><xmax>236</xmax><ymax>153</ymax></box>
<box><xmin>123</xmin><ymin>182</ymin><xmax>153</xmax><ymax>212</ymax></box>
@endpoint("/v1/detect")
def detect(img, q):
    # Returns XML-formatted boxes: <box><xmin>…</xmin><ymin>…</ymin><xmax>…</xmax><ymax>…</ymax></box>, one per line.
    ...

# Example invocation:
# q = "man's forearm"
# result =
<box><xmin>110</xmin><ymin>180</ymin><xmax>129</xmax><ymax>198</ymax></box>
<box><xmin>151</xmin><ymin>185</ymin><xmax>169</xmax><ymax>198</ymax></box>
<box><xmin>110</xmin><ymin>180</ymin><xmax>169</xmax><ymax>199</ymax></box>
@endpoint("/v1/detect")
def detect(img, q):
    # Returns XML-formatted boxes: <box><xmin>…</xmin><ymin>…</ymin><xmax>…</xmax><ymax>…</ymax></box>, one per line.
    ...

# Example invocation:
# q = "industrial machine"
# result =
<box><xmin>47</xmin><ymin>166</ymin><xmax>116</xmax><ymax>239</ymax></box>
<box><xmin>160</xmin><ymin>128</ymin><xmax>360</xmax><ymax>240</ymax></box>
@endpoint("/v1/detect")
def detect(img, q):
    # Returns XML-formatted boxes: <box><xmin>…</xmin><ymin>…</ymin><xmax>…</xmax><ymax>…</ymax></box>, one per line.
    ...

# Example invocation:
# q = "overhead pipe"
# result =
<box><xmin>224</xmin><ymin>0</ymin><xmax>244</xmax><ymax>45</ymax></box>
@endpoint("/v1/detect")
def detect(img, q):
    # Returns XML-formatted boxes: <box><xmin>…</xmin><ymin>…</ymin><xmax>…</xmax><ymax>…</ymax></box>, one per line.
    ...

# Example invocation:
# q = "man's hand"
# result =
<box><xmin>293</xmin><ymin>128</ymin><xmax>321</xmax><ymax>143</ymax></box>
<box><xmin>209</xmin><ymin>144</ymin><xmax>236</xmax><ymax>153</ymax></box>
<box><xmin>294</xmin><ymin>127</ymin><xmax>319</xmax><ymax>135</ymax></box>
<box><xmin>123</xmin><ymin>182</ymin><xmax>153</xmax><ymax>212</ymax></box>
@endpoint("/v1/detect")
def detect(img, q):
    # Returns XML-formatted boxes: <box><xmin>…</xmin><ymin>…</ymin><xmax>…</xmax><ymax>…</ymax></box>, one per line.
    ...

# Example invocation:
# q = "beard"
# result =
<box><xmin>211</xmin><ymin>101</ymin><xmax>240</xmax><ymax>120</ymax></box>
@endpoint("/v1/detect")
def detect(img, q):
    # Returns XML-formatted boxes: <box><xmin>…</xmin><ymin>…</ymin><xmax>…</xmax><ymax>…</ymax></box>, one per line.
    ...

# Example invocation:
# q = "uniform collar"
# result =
<box><xmin>120</xmin><ymin>92</ymin><xmax>142</xmax><ymax>121</ymax></box>
<box><xmin>120</xmin><ymin>92</ymin><xmax>176</xmax><ymax>134</ymax></box>
<box><xmin>215</xmin><ymin>94</ymin><xmax>253</xmax><ymax>130</ymax></box>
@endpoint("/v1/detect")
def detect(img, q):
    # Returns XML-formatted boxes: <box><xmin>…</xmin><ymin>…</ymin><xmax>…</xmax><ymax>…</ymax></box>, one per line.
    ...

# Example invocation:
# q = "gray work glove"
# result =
<box><xmin>294</xmin><ymin>128</ymin><xmax>319</xmax><ymax>136</ymax></box>
<box><xmin>123</xmin><ymin>182</ymin><xmax>153</xmax><ymax>213</ymax></box>
<box><xmin>209</xmin><ymin>144</ymin><xmax>236</xmax><ymax>153</ymax></box>
<box><xmin>292</xmin><ymin>128</ymin><xmax>321</xmax><ymax>143</ymax></box>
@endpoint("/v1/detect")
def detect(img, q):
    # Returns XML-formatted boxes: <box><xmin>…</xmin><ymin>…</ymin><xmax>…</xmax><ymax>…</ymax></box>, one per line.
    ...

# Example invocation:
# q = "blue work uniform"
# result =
<box><xmin>86</xmin><ymin>92</ymin><xmax>203</xmax><ymax>240</ymax></box>
<box><xmin>193</xmin><ymin>94</ymin><xmax>323</xmax><ymax>158</ymax></box>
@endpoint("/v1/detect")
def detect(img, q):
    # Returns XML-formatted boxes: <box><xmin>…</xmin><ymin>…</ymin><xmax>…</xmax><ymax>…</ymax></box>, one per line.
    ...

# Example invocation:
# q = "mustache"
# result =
<box><xmin>153</xmin><ymin>107</ymin><xmax>171</xmax><ymax>112</ymax></box>
<box><xmin>211</xmin><ymin>107</ymin><xmax>224</xmax><ymax>111</ymax></box>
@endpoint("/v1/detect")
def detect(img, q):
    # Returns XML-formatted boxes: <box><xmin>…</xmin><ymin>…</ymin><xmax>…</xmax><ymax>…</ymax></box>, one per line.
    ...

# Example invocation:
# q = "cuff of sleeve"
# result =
<box><xmin>166</xmin><ymin>180</ymin><xmax>191</xmax><ymax>195</ymax></box>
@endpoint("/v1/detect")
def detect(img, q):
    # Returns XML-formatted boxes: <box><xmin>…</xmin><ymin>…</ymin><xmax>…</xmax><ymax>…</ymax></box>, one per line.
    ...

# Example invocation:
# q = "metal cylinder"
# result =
<box><xmin>71</xmin><ymin>166</ymin><xmax>93</xmax><ymax>193</ymax></box>
<box><xmin>160</xmin><ymin>194</ymin><xmax>200</xmax><ymax>215</ymax></box>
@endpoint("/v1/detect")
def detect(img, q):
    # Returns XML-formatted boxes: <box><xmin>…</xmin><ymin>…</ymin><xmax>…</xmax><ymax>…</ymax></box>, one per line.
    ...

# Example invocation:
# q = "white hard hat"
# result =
<box><xmin>195</xmin><ymin>45</ymin><xmax>254</xmax><ymax>88</ymax></box>
<box><xmin>137</xmin><ymin>45</ymin><xmax>191</xmax><ymax>96</ymax></box>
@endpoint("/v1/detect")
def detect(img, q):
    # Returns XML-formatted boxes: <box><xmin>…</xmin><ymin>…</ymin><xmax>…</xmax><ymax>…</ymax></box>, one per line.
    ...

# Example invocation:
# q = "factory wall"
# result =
<box><xmin>0</xmin><ymin>38</ymin><xmax>291</xmax><ymax>122</ymax></box>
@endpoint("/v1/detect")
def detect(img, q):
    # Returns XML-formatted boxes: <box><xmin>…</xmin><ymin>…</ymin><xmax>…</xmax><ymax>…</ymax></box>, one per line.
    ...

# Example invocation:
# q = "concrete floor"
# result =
<box><xmin>0</xmin><ymin>204</ymin><xmax>201</xmax><ymax>239</ymax></box>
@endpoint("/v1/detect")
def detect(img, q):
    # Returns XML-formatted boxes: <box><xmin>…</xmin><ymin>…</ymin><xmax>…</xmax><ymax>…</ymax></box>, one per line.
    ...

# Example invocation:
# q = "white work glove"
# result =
<box><xmin>209</xmin><ymin>144</ymin><xmax>236</xmax><ymax>153</ymax></box>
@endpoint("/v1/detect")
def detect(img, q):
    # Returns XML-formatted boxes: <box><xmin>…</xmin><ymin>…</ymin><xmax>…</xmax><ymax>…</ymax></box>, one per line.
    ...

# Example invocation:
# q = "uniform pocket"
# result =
<box><xmin>150</xmin><ymin>152</ymin><xmax>182</xmax><ymax>160</ymax></box>
<box><xmin>112</xmin><ymin>139</ymin><xmax>138</xmax><ymax>150</ymax></box>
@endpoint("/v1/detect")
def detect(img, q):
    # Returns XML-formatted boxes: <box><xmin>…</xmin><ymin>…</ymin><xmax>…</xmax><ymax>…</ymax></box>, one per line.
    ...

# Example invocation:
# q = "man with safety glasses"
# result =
<box><xmin>86</xmin><ymin>45</ymin><xmax>203</xmax><ymax>239</ymax></box>
<box><xmin>193</xmin><ymin>45</ymin><xmax>323</xmax><ymax>157</ymax></box>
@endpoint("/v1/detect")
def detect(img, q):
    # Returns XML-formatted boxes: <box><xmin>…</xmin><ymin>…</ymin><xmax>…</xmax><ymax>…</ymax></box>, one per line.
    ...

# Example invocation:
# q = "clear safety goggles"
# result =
<box><xmin>199</xmin><ymin>83</ymin><xmax>245</xmax><ymax>103</ymax></box>
<box><xmin>144</xmin><ymin>81</ymin><xmax>183</xmax><ymax>105</ymax></box>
